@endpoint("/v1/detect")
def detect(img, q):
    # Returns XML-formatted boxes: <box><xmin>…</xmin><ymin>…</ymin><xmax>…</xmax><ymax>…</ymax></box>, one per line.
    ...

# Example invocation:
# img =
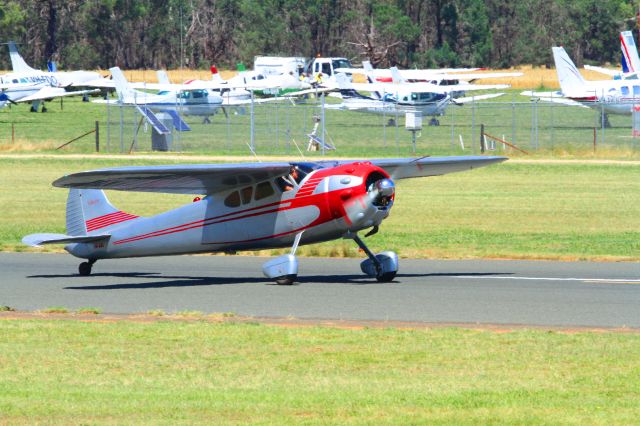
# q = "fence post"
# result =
<box><xmin>480</xmin><ymin>124</ymin><xmax>485</xmax><ymax>153</ymax></box>
<box><xmin>95</xmin><ymin>121</ymin><xmax>100</xmax><ymax>152</ymax></box>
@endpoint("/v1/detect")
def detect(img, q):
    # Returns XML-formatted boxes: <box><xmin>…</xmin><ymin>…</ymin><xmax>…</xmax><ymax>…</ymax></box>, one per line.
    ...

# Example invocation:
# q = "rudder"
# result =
<box><xmin>552</xmin><ymin>47</ymin><xmax>585</xmax><ymax>95</ymax></box>
<box><xmin>66</xmin><ymin>189</ymin><xmax>138</xmax><ymax>236</ymax></box>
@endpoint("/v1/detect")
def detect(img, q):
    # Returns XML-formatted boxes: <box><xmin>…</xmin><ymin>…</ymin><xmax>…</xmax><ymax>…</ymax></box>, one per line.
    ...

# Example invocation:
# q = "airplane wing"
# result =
<box><xmin>53</xmin><ymin>163</ymin><xmax>294</xmax><ymax>195</ymax></box>
<box><xmin>454</xmin><ymin>93</ymin><xmax>505</xmax><ymax>103</ymax></box>
<box><xmin>53</xmin><ymin>157</ymin><xmax>506</xmax><ymax>195</ymax></box>
<box><xmin>520</xmin><ymin>91</ymin><xmax>589</xmax><ymax>108</ymax></box>
<box><xmin>583</xmin><ymin>65</ymin><xmax>621</xmax><ymax>77</ymax></box>
<box><xmin>335</xmin><ymin>156</ymin><xmax>507</xmax><ymax>179</ymax></box>
<box><xmin>16</xmin><ymin>86</ymin><xmax>99</xmax><ymax>103</ymax></box>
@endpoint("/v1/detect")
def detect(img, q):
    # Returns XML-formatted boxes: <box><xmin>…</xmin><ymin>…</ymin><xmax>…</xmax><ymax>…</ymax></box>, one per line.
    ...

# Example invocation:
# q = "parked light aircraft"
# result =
<box><xmin>522</xmin><ymin>46</ymin><xmax>640</xmax><ymax>116</ymax></box>
<box><xmin>94</xmin><ymin>67</ymin><xmax>225</xmax><ymax>132</ymax></box>
<box><xmin>23</xmin><ymin>156</ymin><xmax>505</xmax><ymax>284</ymax></box>
<box><xmin>0</xmin><ymin>41</ymin><xmax>104</xmax><ymax>111</ymax></box>
<box><xmin>326</xmin><ymin>72</ymin><xmax>506</xmax><ymax>122</ymax></box>
<box><xmin>339</xmin><ymin>60</ymin><xmax>522</xmax><ymax>85</ymax></box>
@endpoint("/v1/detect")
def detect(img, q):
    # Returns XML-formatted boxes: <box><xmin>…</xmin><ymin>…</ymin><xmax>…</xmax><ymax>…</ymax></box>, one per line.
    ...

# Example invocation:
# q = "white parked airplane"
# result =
<box><xmin>339</xmin><ymin>60</ymin><xmax>522</xmax><ymax>85</ymax></box>
<box><xmin>522</xmin><ymin>46</ymin><xmax>640</xmax><ymax>116</ymax></box>
<box><xmin>0</xmin><ymin>46</ymin><xmax>102</xmax><ymax>111</ymax></box>
<box><xmin>0</xmin><ymin>41</ymin><xmax>104</xmax><ymax>111</ymax></box>
<box><xmin>326</xmin><ymin>72</ymin><xmax>506</xmax><ymax>122</ymax></box>
<box><xmin>94</xmin><ymin>67</ymin><xmax>225</xmax><ymax>133</ymax></box>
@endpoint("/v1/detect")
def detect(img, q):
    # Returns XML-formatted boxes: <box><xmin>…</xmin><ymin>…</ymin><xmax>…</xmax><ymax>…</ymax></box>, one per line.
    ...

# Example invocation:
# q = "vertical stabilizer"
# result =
<box><xmin>109</xmin><ymin>66</ymin><xmax>136</xmax><ymax>101</ymax></box>
<box><xmin>156</xmin><ymin>70</ymin><xmax>171</xmax><ymax>85</ymax></box>
<box><xmin>620</xmin><ymin>31</ymin><xmax>640</xmax><ymax>73</ymax></box>
<box><xmin>210</xmin><ymin>65</ymin><xmax>224</xmax><ymax>82</ymax></box>
<box><xmin>389</xmin><ymin>67</ymin><xmax>407</xmax><ymax>84</ymax></box>
<box><xmin>552</xmin><ymin>47</ymin><xmax>586</xmax><ymax>94</ymax></box>
<box><xmin>66</xmin><ymin>189</ymin><xmax>138</xmax><ymax>235</ymax></box>
<box><xmin>8</xmin><ymin>41</ymin><xmax>38</xmax><ymax>73</ymax></box>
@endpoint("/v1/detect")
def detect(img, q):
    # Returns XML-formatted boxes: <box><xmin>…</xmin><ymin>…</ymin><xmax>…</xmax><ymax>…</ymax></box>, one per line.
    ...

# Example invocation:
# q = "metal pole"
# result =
<box><xmin>321</xmin><ymin>92</ymin><xmax>326</xmax><ymax>156</ymax></box>
<box><xmin>250</xmin><ymin>90</ymin><xmax>255</xmax><ymax>153</ymax></box>
<box><xmin>95</xmin><ymin>121</ymin><xmax>99</xmax><ymax>152</ymax></box>
<box><xmin>511</xmin><ymin>92</ymin><xmax>516</xmax><ymax>147</ymax></box>
<box><xmin>471</xmin><ymin>98</ymin><xmax>476</xmax><ymax>154</ymax></box>
<box><xmin>119</xmin><ymin>105</ymin><xmax>124</xmax><ymax>153</ymax></box>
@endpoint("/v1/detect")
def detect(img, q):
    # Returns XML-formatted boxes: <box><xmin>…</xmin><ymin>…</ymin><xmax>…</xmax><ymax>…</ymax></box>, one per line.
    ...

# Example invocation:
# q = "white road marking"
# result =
<box><xmin>456</xmin><ymin>276</ymin><xmax>640</xmax><ymax>284</ymax></box>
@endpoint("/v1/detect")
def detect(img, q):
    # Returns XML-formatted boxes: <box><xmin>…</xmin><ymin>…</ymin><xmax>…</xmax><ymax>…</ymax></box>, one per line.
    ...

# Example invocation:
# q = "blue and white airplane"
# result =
<box><xmin>0</xmin><ymin>41</ymin><xmax>103</xmax><ymax>111</ymax></box>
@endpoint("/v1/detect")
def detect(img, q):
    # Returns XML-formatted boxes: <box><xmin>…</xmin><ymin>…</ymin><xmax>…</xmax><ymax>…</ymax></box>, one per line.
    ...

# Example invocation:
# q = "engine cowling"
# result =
<box><xmin>322</xmin><ymin>162</ymin><xmax>395</xmax><ymax>233</ymax></box>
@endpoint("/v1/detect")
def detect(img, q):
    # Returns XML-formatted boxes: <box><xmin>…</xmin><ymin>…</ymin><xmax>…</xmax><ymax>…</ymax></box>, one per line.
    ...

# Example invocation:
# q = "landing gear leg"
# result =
<box><xmin>262</xmin><ymin>232</ymin><xmax>304</xmax><ymax>285</ymax></box>
<box><xmin>78</xmin><ymin>259</ymin><xmax>97</xmax><ymax>276</ymax></box>
<box><xmin>352</xmin><ymin>233</ymin><xmax>398</xmax><ymax>282</ymax></box>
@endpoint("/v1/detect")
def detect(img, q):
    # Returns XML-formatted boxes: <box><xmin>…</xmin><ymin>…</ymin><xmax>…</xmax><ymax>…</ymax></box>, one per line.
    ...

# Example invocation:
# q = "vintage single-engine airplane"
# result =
<box><xmin>23</xmin><ymin>156</ymin><xmax>505</xmax><ymax>284</ymax></box>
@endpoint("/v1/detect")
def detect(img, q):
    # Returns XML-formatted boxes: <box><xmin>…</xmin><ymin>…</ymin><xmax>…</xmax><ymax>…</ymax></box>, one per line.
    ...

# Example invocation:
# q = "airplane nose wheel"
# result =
<box><xmin>78</xmin><ymin>259</ymin><xmax>97</xmax><ymax>276</ymax></box>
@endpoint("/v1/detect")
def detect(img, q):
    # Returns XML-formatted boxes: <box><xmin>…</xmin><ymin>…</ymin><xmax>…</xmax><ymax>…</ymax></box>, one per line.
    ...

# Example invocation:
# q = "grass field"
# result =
<box><xmin>2</xmin><ymin>157</ymin><xmax>640</xmax><ymax>260</ymax></box>
<box><xmin>0</xmin><ymin>318</ymin><xmax>638</xmax><ymax>424</ymax></box>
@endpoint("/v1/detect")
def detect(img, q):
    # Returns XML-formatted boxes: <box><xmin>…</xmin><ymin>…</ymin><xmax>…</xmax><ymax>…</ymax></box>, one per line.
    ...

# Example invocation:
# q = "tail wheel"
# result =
<box><xmin>376</xmin><ymin>271</ymin><xmax>397</xmax><ymax>282</ymax></box>
<box><xmin>78</xmin><ymin>262</ymin><xmax>92</xmax><ymax>276</ymax></box>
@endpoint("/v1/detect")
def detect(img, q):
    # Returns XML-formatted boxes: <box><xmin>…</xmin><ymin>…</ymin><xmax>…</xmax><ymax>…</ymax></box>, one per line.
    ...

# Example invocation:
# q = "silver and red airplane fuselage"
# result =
<box><xmin>65</xmin><ymin>162</ymin><xmax>393</xmax><ymax>260</ymax></box>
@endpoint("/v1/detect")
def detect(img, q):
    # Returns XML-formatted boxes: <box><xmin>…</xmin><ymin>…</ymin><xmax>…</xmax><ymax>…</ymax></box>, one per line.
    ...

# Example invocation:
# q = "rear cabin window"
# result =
<box><xmin>255</xmin><ymin>181</ymin><xmax>275</xmax><ymax>200</ymax></box>
<box><xmin>224</xmin><ymin>191</ymin><xmax>241</xmax><ymax>208</ymax></box>
<box><xmin>240</xmin><ymin>186</ymin><xmax>253</xmax><ymax>204</ymax></box>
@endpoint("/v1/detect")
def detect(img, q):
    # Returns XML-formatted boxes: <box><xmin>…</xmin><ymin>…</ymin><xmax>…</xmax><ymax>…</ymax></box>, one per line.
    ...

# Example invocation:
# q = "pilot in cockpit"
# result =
<box><xmin>279</xmin><ymin>165</ymin><xmax>306</xmax><ymax>191</ymax></box>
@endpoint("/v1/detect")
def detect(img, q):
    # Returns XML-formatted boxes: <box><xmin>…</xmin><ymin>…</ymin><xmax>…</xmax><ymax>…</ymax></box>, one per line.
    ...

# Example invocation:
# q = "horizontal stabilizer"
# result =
<box><xmin>163</xmin><ymin>109</ymin><xmax>191</xmax><ymax>131</ymax></box>
<box><xmin>136</xmin><ymin>106</ymin><xmax>171</xmax><ymax>134</ymax></box>
<box><xmin>22</xmin><ymin>233</ymin><xmax>110</xmax><ymax>247</ymax></box>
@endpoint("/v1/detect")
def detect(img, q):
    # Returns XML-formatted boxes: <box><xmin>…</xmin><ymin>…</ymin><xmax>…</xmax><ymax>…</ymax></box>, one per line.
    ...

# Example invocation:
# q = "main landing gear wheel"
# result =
<box><xmin>78</xmin><ymin>262</ymin><xmax>92</xmax><ymax>276</ymax></box>
<box><xmin>78</xmin><ymin>259</ymin><xmax>96</xmax><ymax>276</ymax></box>
<box><xmin>275</xmin><ymin>275</ymin><xmax>297</xmax><ymax>286</ymax></box>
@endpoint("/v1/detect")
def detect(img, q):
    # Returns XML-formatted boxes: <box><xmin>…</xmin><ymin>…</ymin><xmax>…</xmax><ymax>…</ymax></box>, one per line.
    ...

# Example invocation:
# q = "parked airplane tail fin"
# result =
<box><xmin>66</xmin><ymin>188</ymin><xmax>139</xmax><ymax>236</ymax></box>
<box><xmin>620</xmin><ymin>31</ymin><xmax>640</xmax><ymax>74</ymax></box>
<box><xmin>156</xmin><ymin>70</ymin><xmax>171</xmax><ymax>85</ymax></box>
<box><xmin>389</xmin><ymin>67</ymin><xmax>407</xmax><ymax>84</ymax></box>
<box><xmin>109</xmin><ymin>66</ymin><xmax>136</xmax><ymax>101</ymax></box>
<box><xmin>210</xmin><ymin>65</ymin><xmax>224</xmax><ymax>82</ymax></box>
<box><xmin>552</xmin><ymin>46</ymin><xmax>585</xmax><ymax>94</ymax></box>
<box><xmin>8</xmin><ymin>41</ymin><xmax>38</xmax><ymax>73</ymax></box>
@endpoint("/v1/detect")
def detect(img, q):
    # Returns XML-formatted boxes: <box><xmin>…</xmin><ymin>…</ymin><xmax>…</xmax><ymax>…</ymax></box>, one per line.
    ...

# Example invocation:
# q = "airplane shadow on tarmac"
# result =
<box><xmin>27</xmin><ymin>272</ymin><xmax>511</xmax><ymax>290</ymax></box>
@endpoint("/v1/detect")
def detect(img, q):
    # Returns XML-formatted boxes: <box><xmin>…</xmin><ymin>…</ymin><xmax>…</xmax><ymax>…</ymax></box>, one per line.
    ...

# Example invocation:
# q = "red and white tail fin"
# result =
<box><xmin>210</xmin><ymin>65</ymin><xmax>224</xmax><ymax>83</ymax></box>
<box><xmin>66</xmin><ymin>189</ymin><xmax>138</xmax><ymax>236</ymax></box>
<box><xmin>620</xmin><ymin>31</ymin><xmax>640</xmax><ymax>73</ymax></box>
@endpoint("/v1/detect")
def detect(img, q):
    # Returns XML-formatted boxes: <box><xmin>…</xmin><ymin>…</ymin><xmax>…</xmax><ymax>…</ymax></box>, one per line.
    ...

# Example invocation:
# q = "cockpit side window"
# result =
<box><xmin>255</xmin><ymin>181</ymin><xmax>275</xmax><ymax>200</ymax></box>
<box><xmin>224</xmin><ymin>191</ymin><xmax>241</xmax><ymax>208</ymax></box>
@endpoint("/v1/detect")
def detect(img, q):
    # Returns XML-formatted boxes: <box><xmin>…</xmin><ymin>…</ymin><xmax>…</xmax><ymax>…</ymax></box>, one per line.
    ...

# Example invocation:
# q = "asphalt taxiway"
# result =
<box><xmin>1</xmin><ymin>252</ymin><xmax>639</xmax><ymax>328</ymax></box>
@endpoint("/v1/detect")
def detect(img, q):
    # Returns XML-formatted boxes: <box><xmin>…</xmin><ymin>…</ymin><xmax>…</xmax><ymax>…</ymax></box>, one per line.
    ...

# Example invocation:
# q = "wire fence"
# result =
<box><xmin>3</xmin><ymin>94</ymin><xmax>640</xmax><ymax>156</ymax></box>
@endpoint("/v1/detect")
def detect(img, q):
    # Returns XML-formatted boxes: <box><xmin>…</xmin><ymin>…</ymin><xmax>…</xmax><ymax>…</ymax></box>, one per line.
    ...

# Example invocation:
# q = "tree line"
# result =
<box><xmin>0</xmin><ymin>0</ymin><xmax>636</xmax><ymax>71</ymax></box>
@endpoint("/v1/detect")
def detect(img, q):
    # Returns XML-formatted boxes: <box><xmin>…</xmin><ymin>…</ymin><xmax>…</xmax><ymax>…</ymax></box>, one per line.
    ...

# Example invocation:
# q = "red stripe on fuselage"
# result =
<box><xmin>86</xmin><ymin>211</ymin><xmax>139</xmax><ymax>231</ymax></box>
